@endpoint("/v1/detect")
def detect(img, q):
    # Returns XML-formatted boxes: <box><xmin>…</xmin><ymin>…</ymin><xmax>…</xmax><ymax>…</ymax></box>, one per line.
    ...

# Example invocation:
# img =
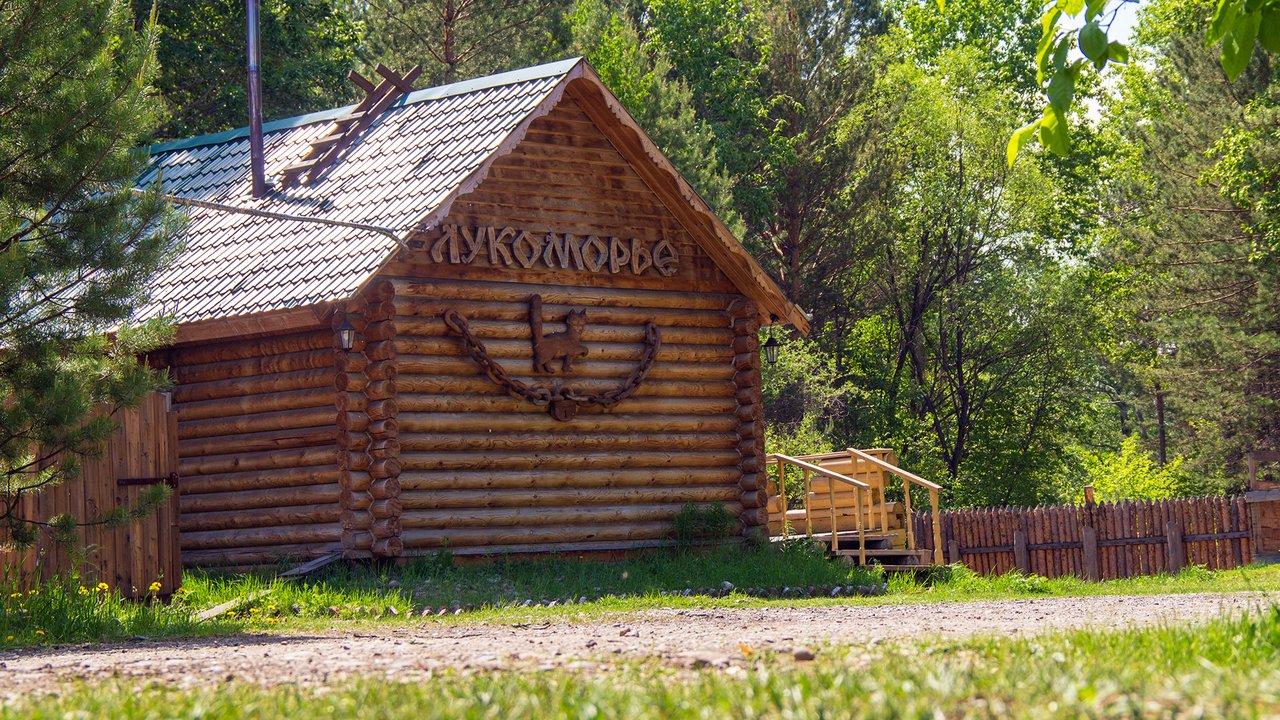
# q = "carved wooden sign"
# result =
<box><xmin>426</xmin><ymin>224</ymin><xmax>679</xmax><ymax>277</ymax></box>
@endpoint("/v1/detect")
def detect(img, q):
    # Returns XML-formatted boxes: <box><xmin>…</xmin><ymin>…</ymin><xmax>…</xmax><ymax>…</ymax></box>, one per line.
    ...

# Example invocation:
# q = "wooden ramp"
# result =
<box><xmin>766</xmin><ymin>449</ymin><xmax>943</xmax><ymax>571</ymax></box>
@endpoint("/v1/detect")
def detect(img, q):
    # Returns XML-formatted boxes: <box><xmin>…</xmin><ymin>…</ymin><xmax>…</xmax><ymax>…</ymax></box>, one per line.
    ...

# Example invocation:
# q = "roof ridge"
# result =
<box><xmin>145</xmin><ymin>57</ymin><xmax>584</xmax><ymax>156</ymax></box>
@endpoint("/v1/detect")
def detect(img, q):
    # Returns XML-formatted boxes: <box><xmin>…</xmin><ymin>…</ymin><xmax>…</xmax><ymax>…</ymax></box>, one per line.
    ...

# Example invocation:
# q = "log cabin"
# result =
<box><xmin>133</xmin><ymin>58</ymin><xmax>809</xmax><ymax>569</ymax></box>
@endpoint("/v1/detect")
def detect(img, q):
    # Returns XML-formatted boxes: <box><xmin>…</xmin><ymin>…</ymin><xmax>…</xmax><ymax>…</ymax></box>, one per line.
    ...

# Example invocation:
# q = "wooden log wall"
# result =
<box><xmin>729</xmin><ymin>298</ymin><xmax>768</xmax><ymax>538</ymax></box>
<box><xmin>336</xmin><ymin>281</ymin><xmax>403</xmax><ymax>558</ymax></box>
<box><xmin>378</xmin><ymin>94</ymin><xmax>756</xmax><ymax>555</ymax></box>
<box><xmin>913</xmin><ymin>496</ymin><xmax>1253</xmax><ymax>580</ymax></box>
<box><xmin>172</xmin><ymin>328</ymin><xmax>342</xmax><ymax>567</ymax></box>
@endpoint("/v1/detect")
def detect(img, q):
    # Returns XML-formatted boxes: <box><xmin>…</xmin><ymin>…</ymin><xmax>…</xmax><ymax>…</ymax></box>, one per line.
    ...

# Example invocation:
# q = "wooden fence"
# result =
<box><xmin>912</xmin><ymin>496</ymin><xmax>1252</xmax><ymax>580</ymax></box>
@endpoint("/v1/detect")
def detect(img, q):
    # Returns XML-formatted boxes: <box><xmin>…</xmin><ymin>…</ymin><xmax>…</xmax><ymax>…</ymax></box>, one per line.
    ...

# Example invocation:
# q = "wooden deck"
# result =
<box><xmin>766</xmin><ymin>449</ymin><xmax>943</xmax><ymax>570</ymax></box>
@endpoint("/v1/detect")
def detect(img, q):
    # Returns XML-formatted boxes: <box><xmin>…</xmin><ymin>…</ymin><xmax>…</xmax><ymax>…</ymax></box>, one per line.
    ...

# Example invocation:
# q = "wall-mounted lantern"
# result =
<box><xmin>762</xmin><ymin>334</ymin><xmax>780</xmax><ymax>365</ymax></box>
<box><xmin>335</xmin><ymin>316</ymin><xmax>356</xmax><ymax>351</ymax></box>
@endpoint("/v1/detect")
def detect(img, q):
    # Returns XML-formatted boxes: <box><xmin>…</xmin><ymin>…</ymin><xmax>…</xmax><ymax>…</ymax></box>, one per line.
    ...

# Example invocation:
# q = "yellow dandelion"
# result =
<box><xmin>96</xmin><ymin>582</ymin><xmax>109</xmax><ymax>593</ymax></box>
<box><xmin>4</xmin><ymin>636</ymin><xmax>13</xmax><ymax>642</ymax></box>
<box><xmin>34</xmin><ymin>629</ymin><xmax>44</xmax><ymax>636</ymax></box>
<box><xmin>78</xmin><ymin>586</ymin><xmax>89</xmax><ymax>596</ymax></box>
<box><xmin>148</xmin><ymin>581</ymin><xmax>162</xmax><ymax>594</ymax></box>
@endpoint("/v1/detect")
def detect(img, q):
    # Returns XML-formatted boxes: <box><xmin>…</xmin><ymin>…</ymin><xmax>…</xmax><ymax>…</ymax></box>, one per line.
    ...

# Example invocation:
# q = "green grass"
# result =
<box><xmin>0</xmin><ymin>573</ymin><xmax>226</xmax><ymax>647</ymax></box>
<box><xmin>9</xmin><ymin>606</ymin><xmax>1280</xmax><ymax>718</ymax></box>
<box><xmin>7</xmin><ymin>541</ymin><xmax>1280</xmax><ymax>646</ymax></box>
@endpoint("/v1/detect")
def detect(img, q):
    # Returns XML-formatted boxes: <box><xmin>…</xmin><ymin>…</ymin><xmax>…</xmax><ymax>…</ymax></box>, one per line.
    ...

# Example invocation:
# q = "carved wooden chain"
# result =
<box><xmin>442</xmin><ymin>308</ymin><xmax>661</xmax><ymax>421</ymax></box>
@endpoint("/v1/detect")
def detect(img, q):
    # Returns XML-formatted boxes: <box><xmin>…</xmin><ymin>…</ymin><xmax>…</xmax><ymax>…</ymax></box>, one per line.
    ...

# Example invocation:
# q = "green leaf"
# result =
<box><xmin>1007</xmin><ymin>120</ymin><xmax>1039</xmax><ymax>167</ymax></box>
<box><xmin>1053</xmin><ymin>35</ymin><xmax>1072</xmax><ymax>71</ymax></box>
<box><xmin>1085</xmin><ymin>0</ymin><xmax>1108</xmax><ymax>20</ymax></box>
<box><xmin>1065</xmin><ymin>0</ymin><xmax>1085</xmax><ymax>15</ymax></box>
<box><xmin>1047</xmin><ymin>70</ymin><xmax>1076</xmax><ymax>112</ymax></box>
<box><xmin>1108</xmin><ymin>40</ymin><xmax>1130</xmax><ymax>63</ymax></box>
<box><xmin>1079</xmin><ymin>21</ymin><xmax>1109</xmax><ymax>66</ymax></box>
<box><xmin>1041</xmin><ymin>5</ymin><xmax>1063</xmax><ymax>35</ymax></box>
<box><xmin>1221</xmin><ymin>10</ymin><xmax>1260</xmax><ymax>80</ymax></box>
<box><xmin>1208</xmin><ymin>0</ymin><xmax>1241</xmax><ymax>43</ymax></box>
<box><xmin>1038</xmin><ymin>104</ymin><xmax>1070</xmax><ymax>156</ymax></box>
<box><xmin>1259</xmin><ymin>7</ymin><xmax>1280</xmax><ymax>52</ymax></box>
<box><xmin>1037</xmin><ymin>27</ymin><xmax>1061</xmax><ymax>82</ymax></box>
<box><xmin>935</xmin><ymin>0</ymin><xmax>945</xmax><ymax>11</ymax></box>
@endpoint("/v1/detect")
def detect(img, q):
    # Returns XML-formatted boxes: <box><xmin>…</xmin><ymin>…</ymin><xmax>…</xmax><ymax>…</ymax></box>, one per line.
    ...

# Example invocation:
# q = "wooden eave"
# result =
<box><xmin>171</xmin><ymin>302</ymin><xmax>334</xmax><ymax>346</ymax></box>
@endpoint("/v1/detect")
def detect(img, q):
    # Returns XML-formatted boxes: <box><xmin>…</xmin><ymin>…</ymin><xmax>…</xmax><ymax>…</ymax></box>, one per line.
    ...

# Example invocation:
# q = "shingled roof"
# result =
<box><xmin>138</xmin><ymin>58</ymin><xmax>807</xmax><ymax>337</ymax></box>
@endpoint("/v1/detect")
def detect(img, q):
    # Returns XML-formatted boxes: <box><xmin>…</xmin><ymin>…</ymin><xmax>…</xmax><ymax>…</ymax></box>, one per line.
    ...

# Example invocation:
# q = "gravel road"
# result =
<box><xmin>1</xmin><ymin>592</ymin><xmax>1271</xmax><ymax>695</ymax></box>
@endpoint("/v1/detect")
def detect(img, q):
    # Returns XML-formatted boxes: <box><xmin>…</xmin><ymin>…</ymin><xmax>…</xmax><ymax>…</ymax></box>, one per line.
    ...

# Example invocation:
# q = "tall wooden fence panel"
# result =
<box><xmin>913</xmin><ymin>496</ymin><xmax>1252</xmax><ymax>580</ymax></box>
<box><xmin>3</xmin><ymin>393</ymin><xmax>181</xmax><ymax>597</ymax></box>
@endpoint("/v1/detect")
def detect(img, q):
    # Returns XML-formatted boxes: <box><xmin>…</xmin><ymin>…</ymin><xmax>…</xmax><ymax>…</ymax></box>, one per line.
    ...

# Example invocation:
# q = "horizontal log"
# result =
<box><xmin>336</xmin><ymin>430</ymin><xmax>372</xmax><ymax>452</ymax></box>
<box><xmin>178</xmin><ymin>387</ymin><xmax>335</xmax><ymax>422</ymax></box>
<box><xmin>341</xmin><ymin>509</ymin><xmax>374</xmax><ymax>529</ymax></box>
<box><xmin>397</xmin><ymin>431</ymin><xmax>739</xmax><ymax>453</ymax></box>
<box><xmin>394</xmin><ymin>394</ymin><xmax>737</xmax><ymax>416</ymax></box>
<box><xmin>338</xmin><ymin>452</ymin><xmax>371</xmax><ymax>471</ymax></box>
<box><xmin>368</xmin><ymin>438</ymin><xmax>400</xmax><ymax>458</ymax></box>
<box><xmin>367</xmin><ymin>399</ymin><xmax>397</xmax><ymax>420</ymax></box>
<box><xmin>365</xmin><ymin>379</ymin><xmax>396</xmax><ymax>400</ymax></box>
<box><xmin>395</xmin><ymin>336</ymin><xmax>730</xmax><ymax>364</ymax></box>
<box><xmin>179</xmin><ymin>446</ymin><xmax>336</xmax><ymax>476</ymax></box>
<box><xmin>334</xmin><ymin>392</ymin><xmax>368</xmax><ymax>413</ymax></box>
<box><xmin>370</xmin><ymin>517</ymin><xmax>400</xmax><ymax>538</ymax></box>
<box><xmin>172</xmin><ymin>330</ymin><xmax>330</xmax><ymax>366</ymax></box>
<box><xmin>390</xmin><ymin>277</ymin><xmax>737</xmax><ymax>312</ymax></box>
<box><xmin>179</xmin><ymin>467</ymin><xmax>344</xmax><ymax>495</ymax></box>
<box><xmin>399</xmin><ymin>484</ymin><xmax>740</xmax><ymax>510</ymax></box>
<box><xmin>401</xmin><ymin>502</ymin><xmax>740</xmax><ymax>529</ymax></box>
<box><xmin>180</xmin><ymin>524</ymin><xmax>342</xmax><ymax>551</ymax></box>
<box><xmin>368</xmin><ymin>418</ymin><xmax>398</xmax><ymax>439</ymax></box>
<box><xmin>370</xmin><ymin>498</ymin><xmax>402</xmax><ymax>518</ymax></box>
<box><xmin>395</xmin><ymin>298</ymin><xmax>730</xmax><ymax>330</ymax></box>
<box><xmin>178</xmin><ymin>504</ymin><xmax>340</xmax><ymax>532</ymax></box>
<box><xmin>336</xmin><ymin>411</ymin><xmax>369</xmax><ymax>432</ymax></box>
<box><xmin>395</xmin><ymin>374</ymin><xmax>733</xmax><ymax>399</ymax></box>
<box><xmin>396</xmin><ymin>355</ymin><xmax>732</xmax><ymax>382</ymax></box>
<box><xmin>365</xmin><ymin>360</ymin><xmax>396</xmax><ymax>381</ymax></box>
<box><xmin>334</xmin><ymin>373</ymin><xmax>368</xmax><ymax>392</ymax></box>
<box><xmin>371</xmin><ymin>537</ymin><xmax>403</xmax><ymax>557</ymax></box>
<box><xmin>342</xmin><ymin>530</ymin><xmax>374</xmax><ymax>552</ymax></box>
<box><xmin>174</xmin><ymin>368</ymin><xmax>335</xmax><ymax>404</ymax></box>
<box><xmin>400</xmin><ymin>521</ymin><xmax>674</xmax><ymax>549</ymax></box>
<box><xmin>179</xmin><ymin>483</ymin><xmax>340</xmax><ymax>513</ymax></box>
<box><xmin>397</xmin><ymin>412</ymin><xmax>739</xmax><ymax>434</ymax></box>
<box><xmin>364</xmin><ymin>279</ymin><xmax>396</xmax><ymax>302</ymax></box>
<box><xmin>364</xmin><ymin>321</ymin><xmax>396</xmax><ymax>343</ymax></box>
<box><xmin>398</xmin><ymin>466</ymin><xmax>739</xmax><ymax>491</ymax></box>
<box><xmin>335</xmin><ymin>351</ymin><xmax>368</xmax><ymax>375</ymax></box>
<box><xmin>343</xmin><ymin>471</ymin><xmax>372</xmax><ymax>492</ymax></box>
<box><xmin>367</xmin><ymin>340</ymin><xmax>396</xmax><ymax>361</ymax></box>
<box><xmin>340</xmin><ymin>489</ymin><xmax>373</xmax><ymax>511</ymax></box>
<box><xmin>179</xmin><ymin>426</ymin><xmax>335</xmax><ymax>458</ymax></box>
<box><xmin>395</xmin><ymin>316</ymin><xmax>733</xmax><ymax>346</ymax></box>
<box><xmin>369</xmin><ymin>458</ymin><xmax>401</xmax><ymax>479</ymax></box>
<box><xmin>181</xmin><ymin>542</ymin><xmax>341</xmax><ymax>568</ymax></box>
<box><xmin>399</xmin><ymin>449</ymin><xmax>739</xmax><ymax>472</ymax></box>
<box><xmin>174</xmin><ymin>349</ymin><xmax>334</xmax><ymax>385</ymax></box>
<box><xmin>369</xmin><ymin>477</ymin><xmax>401</xmax><ymax>499</ymax></box>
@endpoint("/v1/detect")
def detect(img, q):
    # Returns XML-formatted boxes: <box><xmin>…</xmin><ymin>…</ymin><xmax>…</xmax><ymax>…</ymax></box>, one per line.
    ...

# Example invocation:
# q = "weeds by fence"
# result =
<box><xmin>913</xmin><ymin>496</ymin><xmax>1251</xmax><ymax>580</ymax></box>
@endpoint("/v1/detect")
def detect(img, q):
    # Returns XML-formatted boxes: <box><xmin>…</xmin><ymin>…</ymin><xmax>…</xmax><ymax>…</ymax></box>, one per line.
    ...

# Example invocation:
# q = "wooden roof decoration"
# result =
<box><xmin>137</xmin><ymin>58</ymin><xmax>808</xmax><ymax>339</ymax></box>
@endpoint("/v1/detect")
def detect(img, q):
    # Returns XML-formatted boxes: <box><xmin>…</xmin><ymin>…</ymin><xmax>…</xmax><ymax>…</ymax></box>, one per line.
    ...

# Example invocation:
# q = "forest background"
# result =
<box><xmin>138</xmin><ymin>0</ymin><xmax>1279</xmax><ymax>508</ymax></box>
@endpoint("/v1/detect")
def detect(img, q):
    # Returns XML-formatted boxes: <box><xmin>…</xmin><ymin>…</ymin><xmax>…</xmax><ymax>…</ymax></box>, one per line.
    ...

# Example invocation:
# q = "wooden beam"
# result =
<box><xmin>174</xmin><ymin>303</ymin><xmax>334</xmax><ymax>345</ymax></box>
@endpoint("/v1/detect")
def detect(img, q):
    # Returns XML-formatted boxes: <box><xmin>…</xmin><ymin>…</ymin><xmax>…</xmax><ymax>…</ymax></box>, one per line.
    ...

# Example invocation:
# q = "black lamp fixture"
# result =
<box><xmin>336</xmin><ymin>316</ymin><xmax>356</xmax><ymax>351</ymax></box>
<box><xmin>762</xmin><ymin>333</ymin><xmax>780</xmax><ymax>364</ymax></box>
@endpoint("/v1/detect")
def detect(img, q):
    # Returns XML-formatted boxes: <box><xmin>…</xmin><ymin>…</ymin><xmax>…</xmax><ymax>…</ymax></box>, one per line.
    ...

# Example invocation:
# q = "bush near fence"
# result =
<box><xmin>912</xmin><ymin>496</ymin><xmax>1251</xmax><ymax>580</ymax></box>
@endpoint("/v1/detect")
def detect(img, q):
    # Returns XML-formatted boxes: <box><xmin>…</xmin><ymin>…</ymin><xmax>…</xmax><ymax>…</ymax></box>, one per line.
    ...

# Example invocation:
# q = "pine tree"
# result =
<box><xmin>0</xmin><ymin>0</ymin><xmax>180</xmax><ymax>547</ymax></box>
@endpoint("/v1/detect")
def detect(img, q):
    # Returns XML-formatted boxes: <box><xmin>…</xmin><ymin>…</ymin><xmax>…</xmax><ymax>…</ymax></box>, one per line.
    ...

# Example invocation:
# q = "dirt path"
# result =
<box><xmin>1</xmin><ymin>592</ymin><xmax>1271</xmax><ymax>694</ymax></box>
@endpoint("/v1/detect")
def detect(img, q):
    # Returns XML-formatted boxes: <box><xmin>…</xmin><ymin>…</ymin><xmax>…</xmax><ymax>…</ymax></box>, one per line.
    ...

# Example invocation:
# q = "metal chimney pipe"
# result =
<box><xmin>246</xmin><ymin>0</ymin><xmax>267</xmax><ymax>197</ymax></box>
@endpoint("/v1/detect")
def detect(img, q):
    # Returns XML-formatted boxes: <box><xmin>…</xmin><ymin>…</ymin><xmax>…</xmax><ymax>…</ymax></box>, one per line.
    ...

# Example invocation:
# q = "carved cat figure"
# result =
<box><xmin>529</xmin><ymin>294</ymin><xmax>589</xmax><ymax>373</ymax></box>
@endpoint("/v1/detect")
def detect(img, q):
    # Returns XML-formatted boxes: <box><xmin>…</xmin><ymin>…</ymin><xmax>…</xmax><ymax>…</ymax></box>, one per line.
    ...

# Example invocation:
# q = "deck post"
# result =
<box><xmin>930</xmin><ymin>488</ymin><xmax>943</xmax><ymax>565</ymax></box>
<box><xmin>777</xmin><ymin>458</ymin><xmax>788</xmax><ymax>538</ymax></box>
<box><xmin>856</xmin><ymin>487</ymin><xmax>866</xmax><ymax>565</ymax></box>
<box><xmin>828</xmin><ymin>471</ymin><xmax>838</xmax><ymax>553</ymax></box>
<box><xmin>803</xmin><ymin>467</ymin><xmax>813</xmax><ymax>536</ymax></box>
<box><xmin>903</xmin><ymin>480</ymin><xmax>916</xmax><ymax>551</ymax></box>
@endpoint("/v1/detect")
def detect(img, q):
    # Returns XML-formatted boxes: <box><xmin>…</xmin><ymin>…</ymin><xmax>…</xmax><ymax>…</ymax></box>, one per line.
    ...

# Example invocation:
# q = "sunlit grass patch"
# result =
<box><xmin>8</xmin><ymin>606</ymin><xmax>1280</xmax><ymax>718</ymax></box>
